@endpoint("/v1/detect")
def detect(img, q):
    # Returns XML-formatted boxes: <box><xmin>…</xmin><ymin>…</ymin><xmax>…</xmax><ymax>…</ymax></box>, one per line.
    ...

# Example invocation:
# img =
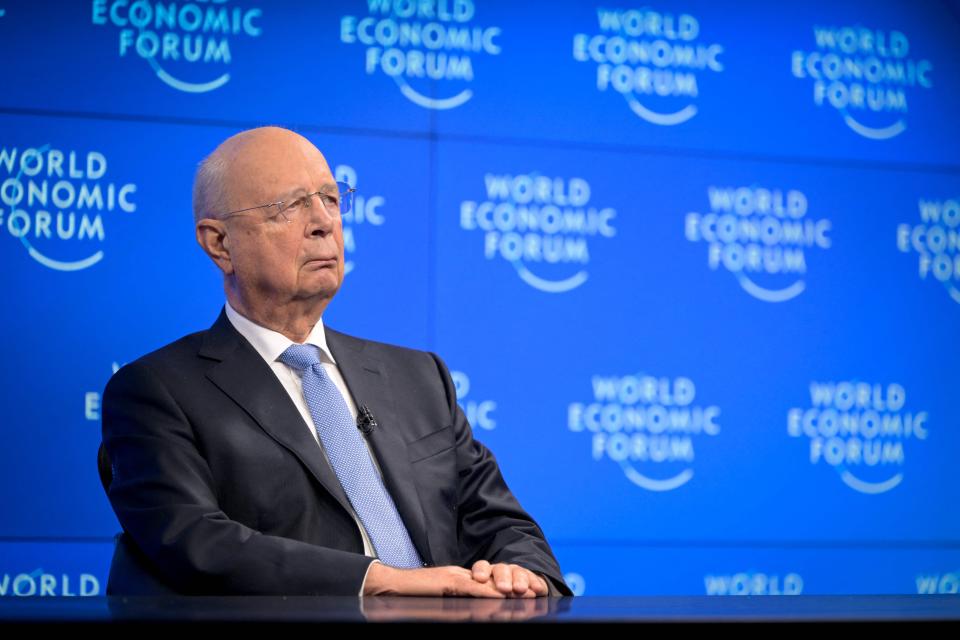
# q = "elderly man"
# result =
<box><xmin>100</xmin><ymin>126</ymin><xmax>570</xmax><ymax>598</ymax></box>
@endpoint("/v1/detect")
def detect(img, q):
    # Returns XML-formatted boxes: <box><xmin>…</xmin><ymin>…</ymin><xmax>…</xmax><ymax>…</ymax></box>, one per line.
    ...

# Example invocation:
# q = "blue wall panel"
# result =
<box><xmin>1</xmin><ymin>0</ymin><xmax>957</xmax><ymax>597</ymax></box>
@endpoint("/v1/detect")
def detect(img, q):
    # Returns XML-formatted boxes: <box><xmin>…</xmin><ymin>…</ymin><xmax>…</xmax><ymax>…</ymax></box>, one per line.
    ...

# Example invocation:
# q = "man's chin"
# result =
<box><xmin>296</xmin><ymin>275</ymin><xmax>339</xmax><ymax>298</ymax></box>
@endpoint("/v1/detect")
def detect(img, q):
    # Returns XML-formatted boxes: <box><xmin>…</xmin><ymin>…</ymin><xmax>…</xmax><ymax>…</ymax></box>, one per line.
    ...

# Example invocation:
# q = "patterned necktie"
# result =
<box><xmin>278</xmin><ymin>343</ymin><xmax>423</xmax><ymax>569</ymax></box>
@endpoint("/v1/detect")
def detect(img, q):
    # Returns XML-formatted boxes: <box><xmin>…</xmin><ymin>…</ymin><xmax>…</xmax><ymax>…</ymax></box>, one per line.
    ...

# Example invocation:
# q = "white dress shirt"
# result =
<box><xmin>224</xmin><ymin>301</ymin><xmax>383</xmax><ymax>596</ymax></box>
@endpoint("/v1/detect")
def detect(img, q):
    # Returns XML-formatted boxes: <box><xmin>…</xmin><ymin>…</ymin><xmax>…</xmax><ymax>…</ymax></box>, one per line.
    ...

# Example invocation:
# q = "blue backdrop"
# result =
<box><xmin>1</xmin><ymin>0</ymin><xmax>958</xmax><ymax>598</ymax></box>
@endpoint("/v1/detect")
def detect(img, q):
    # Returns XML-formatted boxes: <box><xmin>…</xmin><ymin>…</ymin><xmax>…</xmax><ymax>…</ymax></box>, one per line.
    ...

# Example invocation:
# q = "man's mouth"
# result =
<box><xmin>306</xmin><ymin>257</ymin><xmax>337</xmax><ymax>267</ymax></box>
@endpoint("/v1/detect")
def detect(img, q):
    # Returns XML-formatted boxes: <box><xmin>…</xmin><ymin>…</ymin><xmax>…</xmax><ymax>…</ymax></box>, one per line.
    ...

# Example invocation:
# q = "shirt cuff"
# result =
<box><xmin>359</xmin><ymin>559</ymin><xmax>383</xmax><ymax>597</ymax></box>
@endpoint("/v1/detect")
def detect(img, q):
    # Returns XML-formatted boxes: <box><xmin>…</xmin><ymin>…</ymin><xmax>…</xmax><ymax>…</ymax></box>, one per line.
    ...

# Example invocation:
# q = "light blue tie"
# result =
<box><xmin>278</xmin><ymin>343</ymin><xmax>423</xmax><ymax>569</ymax></box>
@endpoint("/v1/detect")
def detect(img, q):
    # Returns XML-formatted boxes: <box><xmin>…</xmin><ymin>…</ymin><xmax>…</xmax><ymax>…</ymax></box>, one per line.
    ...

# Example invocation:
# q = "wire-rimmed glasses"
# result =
<box><xmin>218</xmin><ymin>181</ymin><xmax>356</xmax><ymax>223</ymax></box>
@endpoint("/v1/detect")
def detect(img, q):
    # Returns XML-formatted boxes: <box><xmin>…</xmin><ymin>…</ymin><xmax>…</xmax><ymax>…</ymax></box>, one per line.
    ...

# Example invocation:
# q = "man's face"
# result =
<box><xmin>218</xmin><ymin>130</ymin><xmax>345</xmax><ymax>310</ymax></box>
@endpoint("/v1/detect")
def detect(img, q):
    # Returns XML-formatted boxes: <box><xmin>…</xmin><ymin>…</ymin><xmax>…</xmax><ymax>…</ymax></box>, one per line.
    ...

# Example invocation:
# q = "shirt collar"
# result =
<box><xmin>224</xmin><ymin>300</ymin><xmax>336</xmax><ymax>366</ymax></box>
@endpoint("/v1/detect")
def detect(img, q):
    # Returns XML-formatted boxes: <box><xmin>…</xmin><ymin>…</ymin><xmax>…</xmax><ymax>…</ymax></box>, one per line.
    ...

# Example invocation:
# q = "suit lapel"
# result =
<box><xmin>199</xmin><ymin>308</ymin><xmax>357</xmax><ymax>525</ymax></box>
<box><xmin>197</xmin><ymin>307</ymin><xmax>433</xmax><ymax>566</ymax></box>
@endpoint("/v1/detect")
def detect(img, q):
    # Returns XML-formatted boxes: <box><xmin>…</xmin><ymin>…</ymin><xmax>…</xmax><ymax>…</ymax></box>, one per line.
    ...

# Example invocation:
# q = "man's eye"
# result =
<box><xmin>321</xmin><ymin>194</ymin><xmax>339</xmax><ymax>208</ymax></box>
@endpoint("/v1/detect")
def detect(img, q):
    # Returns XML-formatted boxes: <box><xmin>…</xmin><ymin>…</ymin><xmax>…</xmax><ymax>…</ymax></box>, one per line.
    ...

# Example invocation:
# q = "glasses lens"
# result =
<box><xmin>337</xmin><ymin>181</ymin><xmax>354</xmax><ymax>215</ymax></box>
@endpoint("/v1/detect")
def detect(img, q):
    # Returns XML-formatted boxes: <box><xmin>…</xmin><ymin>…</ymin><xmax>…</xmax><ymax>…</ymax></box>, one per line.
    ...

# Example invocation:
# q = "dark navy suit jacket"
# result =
<box><xmin>101</xmin><ymin>307</ymin><xmax>571</xmax><ymax>596</ymax></box>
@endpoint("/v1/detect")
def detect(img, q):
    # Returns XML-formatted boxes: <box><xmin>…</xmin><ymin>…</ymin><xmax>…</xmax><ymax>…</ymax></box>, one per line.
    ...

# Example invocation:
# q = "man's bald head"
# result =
<box><xmin>192</xmin><ymin>126</ymin><xmax>330</xmax><ymax>224</ymax></box>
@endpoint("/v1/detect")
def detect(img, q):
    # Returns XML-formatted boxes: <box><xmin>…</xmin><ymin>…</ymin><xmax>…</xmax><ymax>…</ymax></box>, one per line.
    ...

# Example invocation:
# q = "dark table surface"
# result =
<box><xmin>1</xmin><ymin>595</ymin><xmax>958</xmax><ymax>624</ymax></box>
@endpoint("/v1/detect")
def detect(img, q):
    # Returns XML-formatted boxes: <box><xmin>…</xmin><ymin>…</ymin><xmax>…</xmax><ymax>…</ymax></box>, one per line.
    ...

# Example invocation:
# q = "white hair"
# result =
<box><xmin>192</xmin><ymin>147</ymin><xmax>229</xmax><ymax>224</ymax></box>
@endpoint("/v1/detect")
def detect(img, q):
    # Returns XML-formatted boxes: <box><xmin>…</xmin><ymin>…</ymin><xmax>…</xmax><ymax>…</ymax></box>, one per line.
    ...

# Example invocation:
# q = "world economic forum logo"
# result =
<box><xmin>573</xmin><ymin>7</ymin><xmax>724</xmax><ymax>125</ymax></box>
<box><xmin>0</xmin><ymin>144</ymin><xmax>137</xmax><ymax>271</ymax></box>
<box><xmin>704</xmin><ymin>572</ymin><xmax>803</xmax><ymax>596</ymax></box>
<box><xmin>787</xmin><ymin>380</ymin><xmax>929</xmax><ymax>494</ymax></box>
<box><xmin>897</xmin><ymin>197</ymin><xmax>960</xmax><ymax>304</ymax></box>
<box><xmin>917</xmin><ymin>571</ymin><xmax>960</xmax><ymax>594</ymax></box>
<box><xmin>568</xmin><ymin>373</ymin><xmax>721</xmax><ymax>492</ymax></box>
<box><xmin>0</xmin><ymin>570</ymin><xmax>100</xmax><ymax>596</ymax></box>
<box><xmin>339</xmin><ymin>0</ymin><xmax>501</xmax><ymax>110</ymax></box>
<box><xmin>685</xmin><ymin>185</ymin><xmax>831</xmax><ymax>303</ymax></box>
<box><xmin>333</xmin><ymin>164</ymin><xmax>386</xmax><ymax>276</ymax></box>
<box><xmin>791</xmin><ymin>25</ymin><xmax>933</xmax><ymax>140</ymax></box>
<box><xmin>459</xmin><ymin>172</ymin><xmax>616</xmax><ymax>293</ymax></box>
<box><xmin>564</xmin><ymin>572</ymin><xmax>586</xmax><ymax>596</ymax></box>
<box><xmin>91</xmin><ymin>0</ymin><xmax>264</xmax><ymax>93</ymax></box>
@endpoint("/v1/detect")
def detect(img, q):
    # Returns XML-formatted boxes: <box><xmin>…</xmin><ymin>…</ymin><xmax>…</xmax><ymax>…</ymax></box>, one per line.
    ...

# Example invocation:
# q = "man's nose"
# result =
<box><xmin>305</xmin><ymin>197</ymin><xmax>337</xmax><ymax>235</ymax></box>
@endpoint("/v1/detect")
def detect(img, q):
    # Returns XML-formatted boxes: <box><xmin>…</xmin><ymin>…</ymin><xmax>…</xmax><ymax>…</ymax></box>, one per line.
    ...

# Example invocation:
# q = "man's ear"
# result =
<box><xmin>196</xmin><ymin>219</ymin><xmax>234</xmax><ymax>275</ymax></box>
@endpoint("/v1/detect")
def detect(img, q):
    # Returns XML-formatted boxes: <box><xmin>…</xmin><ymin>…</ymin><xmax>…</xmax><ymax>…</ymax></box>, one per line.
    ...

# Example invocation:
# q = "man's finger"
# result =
<box><xmin>471</xmin><ymin>559</ymin><xmax>492</xmax><ymax>582</ymax></box>
<box><xmin>529</xmin><ymin>571</ymin><xmax>550</xmax><ymax>596</ymax></box>
<box><xmin>491</xmin><ymin>563</ymin><xmax>515</xmax><ymax>594</ymax></box>
<box><xmin>468</xmin><ymin>562</ymin><xmax>549</xmax><ymax>598</ymax></box>
<box><xmin>461</xmin><ymin>573</ymin><xmax>507</xmax><ymax>598</ymax></box>
<box><xmin>510</xmin><ymin>566</ymin><xmax>530</xmax><ymax>594</ymax></box>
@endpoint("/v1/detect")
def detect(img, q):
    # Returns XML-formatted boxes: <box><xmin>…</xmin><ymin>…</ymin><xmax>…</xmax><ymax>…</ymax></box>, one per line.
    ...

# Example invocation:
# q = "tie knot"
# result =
<box><xmin>278</xmin><ymin>343</ymin><xmax>322</xmax><ymax>372</ymax></box>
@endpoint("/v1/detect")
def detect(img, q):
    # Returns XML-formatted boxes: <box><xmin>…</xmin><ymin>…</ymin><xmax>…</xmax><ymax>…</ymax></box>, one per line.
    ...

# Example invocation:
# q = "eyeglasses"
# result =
<box><xmin>218</xmin><ymin>181</ymin><xmax>356</xmax><ymax>223</ymax></box>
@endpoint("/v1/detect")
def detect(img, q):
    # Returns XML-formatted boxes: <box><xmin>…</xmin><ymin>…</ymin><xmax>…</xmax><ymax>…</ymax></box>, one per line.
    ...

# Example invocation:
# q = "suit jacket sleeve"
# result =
<box><xmin>429</xmin><ymin>353</ymin><xmax>573</xmax><ymax>597</ymax></box>
<box><xmin>102</xmin><ymin>359</ymin><xmax>377</xmax><ymax>596</ymax></box>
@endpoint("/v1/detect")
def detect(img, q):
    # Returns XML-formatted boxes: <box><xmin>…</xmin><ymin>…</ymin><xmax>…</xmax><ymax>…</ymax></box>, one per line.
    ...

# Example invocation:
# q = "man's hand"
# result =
<box><xmin>363</xmin><ymin>562</ymin><xmax>508</xmax><ymax>597</ymax></box>
<box><xmin>362</xmin><ymin>561</ymin><xmax>551</xmax><ymax>598</ymax></box>
<box><xmin>469</xmin><ymin>560</ymin><xmax>550</xmax><ymax>598</ymax></box>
